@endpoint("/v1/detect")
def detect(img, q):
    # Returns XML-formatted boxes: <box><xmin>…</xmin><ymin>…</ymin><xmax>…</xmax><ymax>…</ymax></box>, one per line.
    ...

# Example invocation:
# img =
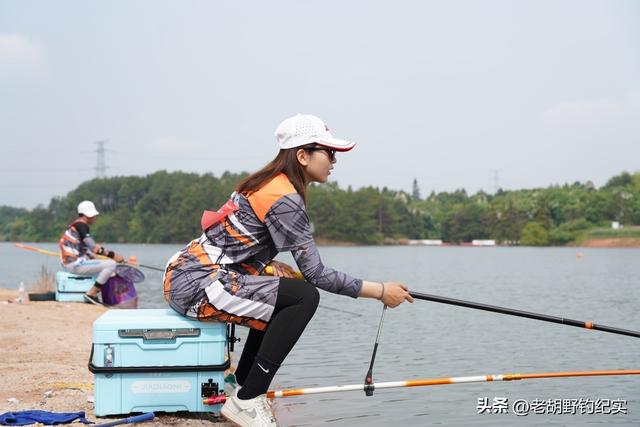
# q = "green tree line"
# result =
<box><xmin>1</xmin><ymin>170</ymin><xmax>639</xmax><ymax>246</ymax></box>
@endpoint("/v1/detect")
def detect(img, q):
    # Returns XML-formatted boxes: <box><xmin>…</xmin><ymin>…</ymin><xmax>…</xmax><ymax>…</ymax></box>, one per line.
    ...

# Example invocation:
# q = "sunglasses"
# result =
<box><xmin>305</xmin><ymin>147</ymin><xmax>337</xmax><ymax>162</ymax></box>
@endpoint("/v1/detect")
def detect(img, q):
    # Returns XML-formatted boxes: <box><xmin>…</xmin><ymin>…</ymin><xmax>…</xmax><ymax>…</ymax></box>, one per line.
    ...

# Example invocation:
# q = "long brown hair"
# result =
<box><xmin>236</xmin><ymin>147</ymin><xmax>311</xmax><ymax>202</ymax></box>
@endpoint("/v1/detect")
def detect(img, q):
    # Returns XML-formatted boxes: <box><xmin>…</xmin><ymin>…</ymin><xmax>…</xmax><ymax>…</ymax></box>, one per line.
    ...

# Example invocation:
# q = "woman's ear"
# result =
<box><xmin>296</xmin><ymin>148</ymin><xmax>310</xmax><ymax>166</ymax></box>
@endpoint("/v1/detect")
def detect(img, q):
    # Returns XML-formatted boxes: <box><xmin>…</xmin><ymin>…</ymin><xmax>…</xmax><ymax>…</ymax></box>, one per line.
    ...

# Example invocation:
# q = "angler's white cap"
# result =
<box><xmin>275</xmin><ymin>114</ymin><xmax>356</xmax><ymax>151</ymax></box>
<box><xmin>78</xmin><ymin>200</ymin><xmax>99</xmax><ymax>217</ymax></box>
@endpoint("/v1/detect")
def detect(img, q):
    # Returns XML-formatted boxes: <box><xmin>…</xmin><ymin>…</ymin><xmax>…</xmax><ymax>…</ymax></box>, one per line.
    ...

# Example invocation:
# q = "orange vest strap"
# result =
<box><xmin>201</xmin><ymin>199</ymin><xmax>239</xmax><ymax>231</ymax></box>
<box><xmin>247</xmin><ymin>174</ymin><xmax>297</xmax><ymax>222</ymax></box>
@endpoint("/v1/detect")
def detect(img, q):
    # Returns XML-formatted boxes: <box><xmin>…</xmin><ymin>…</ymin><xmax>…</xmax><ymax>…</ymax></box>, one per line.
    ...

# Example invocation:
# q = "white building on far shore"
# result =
<box><xmin>408</xmin><ymin>239</ymin><xmax>443</xmax><ymax>246</ymax></box>
<box><xmin>471</xmin><ymin>239</ymin><xmax>496</xmax><ymax>246</ymax></box>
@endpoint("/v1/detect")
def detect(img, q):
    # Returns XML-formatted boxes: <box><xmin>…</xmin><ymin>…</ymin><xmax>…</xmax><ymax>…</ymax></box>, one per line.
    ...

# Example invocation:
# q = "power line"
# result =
<box><xmin>0</xmin><ymin>168</ymin><xmax>93</xmax><ymax>173</ymax></box>
<box><xmin>0</xmin><ymin>150</ymin><xmax>71</xmax><ymax>155</ymax></box>
<box><xmin>0</xmin><ymin>184</ymin><xmax>75</xmax><ymax>189</ymax></box>
<box><xmin>109</xmin><ymin>149</ymin><xmax>265</xmax><ymax>162</ymax></box>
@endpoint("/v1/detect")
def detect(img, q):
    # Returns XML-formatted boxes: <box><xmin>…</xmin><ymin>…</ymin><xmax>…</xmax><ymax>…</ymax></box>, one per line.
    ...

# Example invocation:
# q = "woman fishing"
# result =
<box><xmin>163</xmin><ymin>113</ymin><xmax>413</xmax><ymax>427</ymax></box>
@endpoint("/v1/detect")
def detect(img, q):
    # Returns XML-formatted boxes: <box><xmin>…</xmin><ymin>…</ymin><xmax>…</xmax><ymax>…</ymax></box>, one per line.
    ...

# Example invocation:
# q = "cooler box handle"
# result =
<box><xmin>87</xmin><ymin>346</ymin><xmax>230</xmax><ymax>373</ymax></box>
<box><xmin>118</xmin><ymin>328</ymin><xmax>200</xmax><ymax>340</ymax></box>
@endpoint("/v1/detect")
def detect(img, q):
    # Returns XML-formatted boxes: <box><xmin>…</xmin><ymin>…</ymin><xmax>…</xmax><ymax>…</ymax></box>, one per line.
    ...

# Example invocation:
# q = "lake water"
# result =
<box><xmin>2</xmin><ymin>242</ymin><xmax>639</xmax><ymax>426</ymax></box>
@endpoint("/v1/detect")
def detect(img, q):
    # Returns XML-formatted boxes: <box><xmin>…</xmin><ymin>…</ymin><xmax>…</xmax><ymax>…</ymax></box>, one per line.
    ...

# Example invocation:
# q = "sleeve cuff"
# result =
<box><xmin>349</xmin><ymin>279</ymin><xmax>364</xmax><ymax>299</ymax></box>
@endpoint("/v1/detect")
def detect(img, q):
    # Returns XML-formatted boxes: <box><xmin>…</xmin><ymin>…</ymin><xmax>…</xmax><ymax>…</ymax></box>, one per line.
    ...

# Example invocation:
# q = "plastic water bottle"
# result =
<box><xmin>17</xmin><ymin>282</ymin><xmax>25</xmax><ymax>304</ymax></box>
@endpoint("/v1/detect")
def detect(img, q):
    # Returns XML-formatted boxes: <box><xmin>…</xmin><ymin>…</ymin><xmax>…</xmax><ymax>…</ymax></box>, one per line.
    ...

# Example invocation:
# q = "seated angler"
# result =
<box><xmin>58</xmin><ymin>200</ymin><xmax>125</xmax><ymax>305</ymax></box>
<box><xmin>164</xmin><ymin>114</ymin><xmax>413</xmax><ymax>427</ymax></box>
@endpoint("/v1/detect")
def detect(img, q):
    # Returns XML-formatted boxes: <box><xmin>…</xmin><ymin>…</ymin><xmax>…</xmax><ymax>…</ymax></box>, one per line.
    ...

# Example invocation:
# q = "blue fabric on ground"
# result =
<box><xmin>0</xmin><ymin>410</ymin><xmax>92</xmax><ymax>426</ymax></box>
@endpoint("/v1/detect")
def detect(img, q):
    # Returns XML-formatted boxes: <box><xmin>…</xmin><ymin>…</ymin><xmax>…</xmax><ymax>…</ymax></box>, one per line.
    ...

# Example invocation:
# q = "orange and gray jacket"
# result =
<box><xmin>58</xmin><ymin>218</ymin><xmax>104</xmax><ymax>264</ymax></box>
<box><xmin>164</xmin><ymin>173</ymin><xmax>363</xmax><ymax>325</ymax></box>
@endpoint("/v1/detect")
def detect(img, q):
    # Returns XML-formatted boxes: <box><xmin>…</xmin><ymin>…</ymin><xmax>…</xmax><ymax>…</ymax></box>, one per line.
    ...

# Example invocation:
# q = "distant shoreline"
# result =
<box><xmin>5</xmin><ymin>237</ymin><xmax>640</xmax><ymax>248</ymax></box>
<box><xmin>319</xmin><ymin>237</ymin><xmax>640</xmax><ymax>248</ymax></box>
<box><xmin>574</xmin><ymin>238</ymin><xmax>640</xmax><ymax>248</ymax></box>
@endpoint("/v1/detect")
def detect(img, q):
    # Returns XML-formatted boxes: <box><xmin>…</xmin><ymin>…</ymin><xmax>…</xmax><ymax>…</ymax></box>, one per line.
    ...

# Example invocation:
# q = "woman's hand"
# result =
<box><xmin>380</xmin><ymin>282</ymin><xmax>413</xmax><ymax>308</ymax></box>
<box><xmin>360</xmin><ymin>281</ymin><xmax>413</xmax><ymax>308</ymax></box>
<box><xmin>267</xmin><ymin>261</ymin><xmax>299</xmax><ymax>278</ymax></box>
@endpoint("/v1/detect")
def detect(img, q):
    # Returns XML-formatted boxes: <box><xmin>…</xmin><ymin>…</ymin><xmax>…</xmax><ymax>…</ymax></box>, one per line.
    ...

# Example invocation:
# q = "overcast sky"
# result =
<box><xmin>1</xmin><ymin>0</ymin><xmax>639</xmax><ymax>209</ymax></box>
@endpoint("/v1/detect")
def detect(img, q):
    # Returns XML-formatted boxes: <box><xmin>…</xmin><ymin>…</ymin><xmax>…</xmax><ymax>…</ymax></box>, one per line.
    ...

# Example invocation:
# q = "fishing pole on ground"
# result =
<box><xmin>267</xmin><ymin>290</ymin><xmax>640</xmax><ymax>399</ymax></box>
<box><xmin>357</xmin><ymin>289</ymin><xmax>640</xmax><ymax>396</ymax></box>
<box><xmin>261</xmin><ymin>268</ymin><xmax>639</xmax><ymax>400</ymax></box>
<box><xmin>267</xmin><ymin>369</ymin><xmax>640</xmax><ymax>398</ymax></box>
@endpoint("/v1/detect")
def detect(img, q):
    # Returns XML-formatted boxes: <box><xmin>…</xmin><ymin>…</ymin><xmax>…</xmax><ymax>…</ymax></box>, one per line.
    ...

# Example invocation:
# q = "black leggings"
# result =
<box><xmin>234</xmin><ymin>278</ymin><xmax>319</xmax><ymax>386</ymax></box>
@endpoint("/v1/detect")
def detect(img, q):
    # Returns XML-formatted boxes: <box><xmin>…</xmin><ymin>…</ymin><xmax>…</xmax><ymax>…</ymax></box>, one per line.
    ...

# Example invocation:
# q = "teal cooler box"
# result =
<box><xmin>55</xmin><ymin>271</ymin><xmax>95</xmax><ymax>302</ymax></box>
<box><xmin>89</xmin><ymin>309</ymin><xmax>229</xmax><ymax>416</ymax></box>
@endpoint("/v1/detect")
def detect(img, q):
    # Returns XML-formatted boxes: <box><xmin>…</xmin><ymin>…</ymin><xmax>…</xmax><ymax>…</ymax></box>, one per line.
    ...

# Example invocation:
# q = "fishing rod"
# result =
<box><xmin>409</xmin><ymin>291</ymin><xmax>640</xmax><ymax>338</ymax></box>
<box><xmin>355</xmin><ymin>289</ymin><xmax>639</xmax><ymax>397</ymax></box>
<box><xmin>16</xmin><ymin>243</ymin><xmax>147</xmax><ymax>283</ymax></box>
<box><xmin>265</xmin><ymin>266</ymin><xmax>640</xmax><ymax>338</ymax></box>
<box><xmin>264</xmin><ymin>266</ymin><xmax>639</xmax><ymax>335</ymax></box>
<box><xmin>266</xmin><ymin>292</ymin><xmax>640</xmax><ymax>400</ymax></box>
<box><xmin>16</xmin><ymin>244</ymin><xmax>361</xmax><ymax>315</ymax></box>
<box><xmin>14</xmin><ymin>243</ymin><xmax>164</xmax><ymax>272</ymax></box>
<box><xmin>267</xmin><ymin>369</ymin><xmax>640</xmax><ymax>398</ymax></box>
<box><xmin>126</xmin><ymin>262</ymin><xmax>163</xmax><ymax>272</ymax></box>
<box><xmin>258</xmin><ymin>268</ymin><xmax>639</xmax><ymax>401</ymax></box>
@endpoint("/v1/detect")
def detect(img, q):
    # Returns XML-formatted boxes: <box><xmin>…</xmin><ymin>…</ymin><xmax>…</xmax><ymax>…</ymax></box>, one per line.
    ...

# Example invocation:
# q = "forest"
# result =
<box><xmin>2</xmin><ymin>171</ymin><xmax>639</xmax><ymax>246</ymax></box>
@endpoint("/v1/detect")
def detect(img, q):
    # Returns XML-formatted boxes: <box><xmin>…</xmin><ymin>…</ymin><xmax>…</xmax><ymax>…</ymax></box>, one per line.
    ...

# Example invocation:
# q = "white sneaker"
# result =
<box><xmin>225</xmin><ymin>386</ymin><xmax>273</xmax><ymax>413</ymax></box>
<box><xmin>224</xmin><ymin>373</ymin><xmax>239</xmax><ymax>397</ymax></box>
<box><xmin>221</xmin><ymin>391</ymin><xmax>277</xmax><ymax>427</ymax></box>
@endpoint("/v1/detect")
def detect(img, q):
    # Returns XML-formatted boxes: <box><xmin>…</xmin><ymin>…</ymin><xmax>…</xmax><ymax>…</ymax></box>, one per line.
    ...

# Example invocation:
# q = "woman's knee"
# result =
<box><xmin>302</xmin><ymin>282</ymin><xmax>320</xmax><ymax>311</ymax></box>
<box><xmin>104</xmin><ymin>259</ymin><xmax>117</xmax><ymax>273</ymax></box>
<box><xmin>277</xmin><ymin>278</ymin><xmax>320</xmax><ymax>311</ymax></box>
<box><xmin>309</xmin><ymin>284</ymin><xmax>320</xmax><ymax>306</ymax></box>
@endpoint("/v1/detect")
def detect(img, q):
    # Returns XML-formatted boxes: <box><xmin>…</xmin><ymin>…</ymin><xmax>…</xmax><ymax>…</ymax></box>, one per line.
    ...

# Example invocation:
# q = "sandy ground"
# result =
<box><xmin>579</xmin><ymin>238</ymin><xmax>640</xmax><ymax>248</ymax></box>
<box><xmin>0</xmin><ymin>288</ymin><xmax>237</xmax><ymax>426</ymax></box>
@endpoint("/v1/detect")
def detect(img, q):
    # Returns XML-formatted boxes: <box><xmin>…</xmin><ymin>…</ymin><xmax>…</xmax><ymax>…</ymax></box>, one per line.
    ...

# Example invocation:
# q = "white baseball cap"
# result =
<box><xmin>77</xmin><ymin>200</ymin><xmax>99</xmax><ymax>217</ymax></box>
<box><xmin>275</xmin><ymin>114</ymin><xmax>356</xmax><ymax>151</ymax></box>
